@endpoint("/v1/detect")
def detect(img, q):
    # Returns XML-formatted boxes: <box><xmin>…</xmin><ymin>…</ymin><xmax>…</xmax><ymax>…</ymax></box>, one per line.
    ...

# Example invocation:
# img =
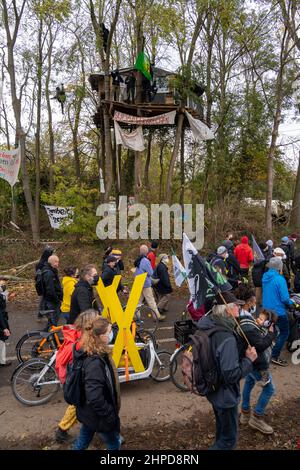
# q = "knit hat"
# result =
<box><xmin>111</xmin><ymin>249</ymin><xmax>122</xmax><ymax>255</ymax></box>
<box><xmin>241</xmin><ymin>236</ymin><xmax>249</xmax><ymax>244</ymax></box>
<box><xmin>281</xmin><ymin>236</ymin><xmax>289</xmax><ymax>244</ymax></box>
<box><xmin>289</xmin><ymin>233</ymin><xmax>299</xmax><ymax>240</ymax></box>
<box><xmin>266</xmin><ymin>257</ymin><xmax>283</xmax><ymax>272</ymax></box>
<box><xmin>266</xmin><ymin>240</ymin><xmax>273</xmax><ymax>247</ymax></box>
<box><xmin>217</xmin><ymin>246</ymin><xmax>227</xmax><ymax>255</ymax></box>
<box><xmin>273</xmin><ymin>247</ymin><xmax>285</xmax><ymax>257</ymax></box>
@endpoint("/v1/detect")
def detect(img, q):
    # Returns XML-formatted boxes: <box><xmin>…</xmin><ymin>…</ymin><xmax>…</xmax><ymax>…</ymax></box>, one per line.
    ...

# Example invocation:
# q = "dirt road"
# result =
<box><xmin>1</xmin><ymin>297</ymin><xmax>300</xmax><ymax>450</ymax></box>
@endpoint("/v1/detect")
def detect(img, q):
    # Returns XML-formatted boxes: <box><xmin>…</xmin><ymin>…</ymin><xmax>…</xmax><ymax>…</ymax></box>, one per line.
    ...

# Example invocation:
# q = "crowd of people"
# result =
<box><xmin>0</xmin><ymin>231</ymin><xmax>299</xmax><ymax>450</ymax></box>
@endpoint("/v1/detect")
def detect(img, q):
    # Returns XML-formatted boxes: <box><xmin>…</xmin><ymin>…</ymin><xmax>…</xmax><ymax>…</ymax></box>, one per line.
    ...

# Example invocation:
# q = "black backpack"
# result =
<box><xmin>182</xmin><ymin>326</ymin><xmax>228</xmax><ymax>396</ymax></box>
<box><xmin>63</xmin><ymin>345</ymin><xmax>85</xmax><ymax>406</ymax></box>
<box><xmin>35</xmin><ymin>269</ymin><xmax>44</xmax><ymax>296</ymax></box>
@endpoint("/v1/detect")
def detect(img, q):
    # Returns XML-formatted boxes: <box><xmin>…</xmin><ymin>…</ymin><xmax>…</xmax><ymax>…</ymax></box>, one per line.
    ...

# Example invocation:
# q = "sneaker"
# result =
<box><xmin>271</xmin><ymin>357</ymin><xmax>288</xmax><ymax>366</ymax></box>
<box><xmin>55</xmin><ymin>427</ymin><xmax>70</xmax><ymax>443</ymax></box>
<box><xmin>248</xmin><ymin>414</ymin><xmax>274</xmax><ymax>434</ymax></box>
<box><xmin>158</xmin><ymin>314</ymin><xmax>166</xmax><ymax>321</ymax></box>
<box><xmin>258</xmin><ymin>378</ymin><xmax>271</xmax><ymax>387</ymax></box>
<box><xmin>239</xmin><ymin>409</ymin><xmax>251</xmax><ymax>425</ymax></box>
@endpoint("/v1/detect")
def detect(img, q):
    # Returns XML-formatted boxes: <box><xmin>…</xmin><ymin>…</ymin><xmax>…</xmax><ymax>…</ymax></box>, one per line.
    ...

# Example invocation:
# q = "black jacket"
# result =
<box><xmin>236</xmin><ymin>313</ymin><xmax>275</xmax><ymax>370</ymax></box>
<box><xmin>41</xmin><ymin>263</ymin><xmax>63</xmax><ymax>306</ymax></box>
<box><xmin>0</xmin><ymin>293</ymin><xmax>9</xmax><ymax>341</ymax></box>
<box><xmin>197</xmin><ymin>315</ymin><xmax>253</xmax><ymax>408</ymax></box>
<box><xmin>75</xmin><ymin>349</ymin><xmax>120</xmax><ymax>433</ymax></box>
<box><xmin>154</xmin><ymin>262</ymin><xmax>173</xmax><ymax>295</ymax></box>
<box><xmin>225</xmin><ymin>253</ymin><xmax>241</xmax><ymax>280</ymax></box>
<box><xmin>69</xmin><ymin>279</ymin><xmax>94</xmax><ymax>324</ymax></box>
<box><xmin>36</xmin><ymin>247</ymin><xmax>55</xmax><ymax>272</ymax></box>
<box><xmin>252</xmin><ymin>259</ymin><xmax>267</xmax><ymax>288</ymax></box>
<box><xmin>101</xmin><ymin>266</ymin><xmax>124</xmax><ymax>292</ymax></box>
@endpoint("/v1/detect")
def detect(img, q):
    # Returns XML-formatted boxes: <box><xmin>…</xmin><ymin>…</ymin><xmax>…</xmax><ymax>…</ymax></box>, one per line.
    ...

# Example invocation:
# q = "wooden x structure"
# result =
<box><xmin>95</xmin><ymin>275</ymin><xmax>122</xmax><ymax>323</ymax></box>
<box><xmin>104</xmin><ymin>273</ymin><xmax>147</xmax><ymax>372</ymax></box>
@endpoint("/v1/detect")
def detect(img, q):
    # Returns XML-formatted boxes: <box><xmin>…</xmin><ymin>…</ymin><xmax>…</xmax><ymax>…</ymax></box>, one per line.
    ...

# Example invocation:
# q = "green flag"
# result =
<box><xmin>134</xmin><ymin>52</ymin><xmax>152</xmax><ymax>81</ymax></box>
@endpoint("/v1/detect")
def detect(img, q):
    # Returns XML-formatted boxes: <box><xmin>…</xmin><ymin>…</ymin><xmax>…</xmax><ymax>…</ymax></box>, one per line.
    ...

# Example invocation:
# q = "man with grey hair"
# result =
<box><xmin>134</xmin><ymin>245</ymin><xmax>165</xmax><ymax>321</ymax></box>
<box><xmin>41</xmin><ymin>254</ymin><xmax>63</xmax><ymax>327</ymax></box>
<box><xmin>197</xmin><ymin>291</ymin><xmax>257</xmax><ymax>450</ymax></box>
<box><xmin>262</xmin><ymin>256</ymin><xmax>294</xmax><ymax>366</ymax></box>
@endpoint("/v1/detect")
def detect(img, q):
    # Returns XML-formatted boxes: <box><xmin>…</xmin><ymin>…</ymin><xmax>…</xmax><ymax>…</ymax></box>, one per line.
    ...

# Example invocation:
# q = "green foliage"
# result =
<box><xmin>41</xmin><ymin>179</ymin><xmax>99</xmax><ymax>241</ymax></box>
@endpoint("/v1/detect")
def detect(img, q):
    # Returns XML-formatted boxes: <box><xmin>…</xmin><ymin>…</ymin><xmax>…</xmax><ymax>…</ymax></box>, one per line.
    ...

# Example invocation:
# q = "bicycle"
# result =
<box><xmin>16</xmin><ymin>310</ymin><xmax>63</xmax><ymax>363</ymax></box>
<box><xmin>11</xmin><ymin>336</ymin><xmax>171</xmax><ymax>406</ymax></box>
<box><xmin>11</xmin><ymin>351</ymin><xmax>60</xmax><ymax>406</ymax></box>
<box><xmin>169</xmin><ymin>319</ymin><xmax>198</xmax><ymax>391</ymax></box>
<box><xmin>133</xmin><ymin>303</ymin><xmax>159</xmax><ymax>334</ymax></box>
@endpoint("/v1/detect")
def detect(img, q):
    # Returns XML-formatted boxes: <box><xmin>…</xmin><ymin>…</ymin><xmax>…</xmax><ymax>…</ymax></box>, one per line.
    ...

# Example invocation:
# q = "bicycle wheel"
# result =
<box><xmin>12</xmin><ymin>358</ymin><xmax>60</xmax><ymax>406</ymax></box>
<box><xmin>16</xmin><ymin>331</ymin><xmax>56</xmax><ymax>363</ymax></box>
<box><xmin>135</xmin><ymin>304</ymin><xmax>159</xmax><ymax>334</ymax></box>
<box><xmin>150</xmin><ymin>350</ymin><xmax>171</xmax><ymax>382</ymax></box>
<box><xmin>170</xmin><ymin>344</ymin><xmax>190</xmax><ymax>391</ymax></box>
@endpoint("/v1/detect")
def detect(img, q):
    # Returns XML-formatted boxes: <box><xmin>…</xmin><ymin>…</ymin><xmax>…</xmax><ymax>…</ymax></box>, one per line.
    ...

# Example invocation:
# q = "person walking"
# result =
<box><xmin>61</xmin><ymin>267</ymin><xmax>79</xmax><ymax>323</ymax></box>
<box><xmin>41</xmin><ymin>254</ymin><xmax>63</xmax><ymax>327</ymax></box>
<box><xmin>197</xmin><ymin>291</ymin><xmax>257</xmax><ymax>450</ymax></box>
<box><xmin>235</xmin><ymin>284</ymin><xmax>276</xmax><ymax>434</ymax></box>
<box><xmin>262</xmin><ymin>257</ymin><xmax>294</xmax><ymax>366</ymax></box>
<box><xmin>134</xmin><ymin>245</ymin><xmax>165</xmax><ymax>321</ymax></box>
<box><xmin>234</xmin><ymin>236</ymin><xmax>254</xmax><ymax>278</ymax></box>
<box><xmin>147</xmin><ymin>241</ymin><xmax>159</xmax><ymax>269</ymax></box>
<box><xmin>35</xmin><ymin>246</ymin><xmax>55</xmax><ymax>318</ymax></box>
<box><xmin>69</xmin><ymin>265</ymin><xmax>99</xmax><ymax>324</ymax></box>
<box><xmin>72</xmin><ymin>317</ymin><xmax>121</xmax><ymax>450</ymax></box>
<box><xmin>101</xmin><ymin>256</ymin><xmax>128</xmax><ymax>294</ymax></box>
<box><xmin>0</xmin><ymin>277</ymin><xmax>11</xmax><ymax>367</ymax></box>
<box><xmin>153</xmin><ymin>254</ymin><xmax>173</xmax><ymax>314</ymax></box>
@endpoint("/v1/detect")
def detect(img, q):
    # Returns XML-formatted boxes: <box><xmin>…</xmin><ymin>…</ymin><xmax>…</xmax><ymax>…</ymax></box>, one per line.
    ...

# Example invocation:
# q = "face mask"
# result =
<box><xmin>263</xmin><ymin>320</ymin><xmax>271</xmax><ymax>328</ymax></box>
<box><xmin>91</xmin><ymin>274</ymin><xmax>99</xmax><ymax>286</ymax></box>
<box><xmin>224</xmin><ymin>253</ymin><xmax>229</xmax><ymax>259</ymax></box>
<box><xmin>108</xmin><ymin>330</ymin><xmax>114</xmax><ymax>343</ymax></box>
<box><xmin>0</xmin><ymin>285</ymin><xmax>7</xmax><ymax>292</ymax></box>
<box><xmin>249</xmin><ymin>306</ymin><xmax>256</xmax><ymax>315</ymax></box>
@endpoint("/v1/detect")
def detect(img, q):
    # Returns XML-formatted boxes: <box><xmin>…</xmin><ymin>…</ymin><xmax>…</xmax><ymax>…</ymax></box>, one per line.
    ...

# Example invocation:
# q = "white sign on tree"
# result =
<box><xmin>0</xmin><ymin>146</ymin><xmax>21</xmax><ymax>187</ymax></box>
<box><xmin>44</xmin><ymin>205</ymin><xmax>74</xmax><ymax>229</ymax></box>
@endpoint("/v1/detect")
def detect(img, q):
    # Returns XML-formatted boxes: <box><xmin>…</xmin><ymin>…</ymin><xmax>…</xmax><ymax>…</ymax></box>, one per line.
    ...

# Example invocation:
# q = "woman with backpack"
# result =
<box><xmin>72</xmin><ymin>317</ymin><xmax>121</xmax><ymax>450</ymax></box>
<box><xmin>55</xmin><ymin>309</ymin><xmax>101</xmax><ymax>443</ymax></box>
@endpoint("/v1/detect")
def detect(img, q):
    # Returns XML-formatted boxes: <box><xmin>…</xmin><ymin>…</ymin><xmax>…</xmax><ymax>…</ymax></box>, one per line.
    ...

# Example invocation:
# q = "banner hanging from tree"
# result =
<box><xmin>114</xmin><ymin>120</ymin><xmax>145</xmax><ymax>151</ymax></box>
<box><xmin>114</xmin><ymin>110</ymin><xmax>176</xmax><ymax>126</ymax></box>
<box><xmin>172</xmin><ymin>254</ymin><xmax>187</xmax><ymax>287</ymax></box>
<box><xmin>185</xmin><ymin>111</ymin><xmax>215</xmax><ymax>141</ymax></box>
<box><xmin>0</xmin><ymin>146</ymin><xmax>21</xmax><ymax>187</ymax></box>
<box><xmin>44</xmin><ymin>205</ymin><xmax>74</xmax><ymax>229</ymax></box>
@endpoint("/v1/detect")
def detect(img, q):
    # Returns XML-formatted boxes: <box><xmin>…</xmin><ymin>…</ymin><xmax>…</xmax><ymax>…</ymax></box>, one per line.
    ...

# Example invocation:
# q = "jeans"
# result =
<box><xmin>72</xmin><ymin>424</ymin><xmax>121</xmax><ymax>450</ymax></box>
<box><xmin>241</xmin><ymin>370</ymin><xmax>275</xmax><ymax>416</ymax></box>
<box><xmin>209</xmin><ymin>405</ymin><xmax>238</xmax><ymax>450</ymax></box>
<box><xmin>272</xmin><ymin>314</ymin><xmax>289</xmax><ymax>359</ymax></box>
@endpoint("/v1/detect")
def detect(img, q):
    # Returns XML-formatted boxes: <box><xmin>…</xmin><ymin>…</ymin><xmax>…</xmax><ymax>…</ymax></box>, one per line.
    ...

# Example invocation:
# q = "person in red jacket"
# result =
<box><xmin>234</xmin><ymin>236</ymin><xmax>254</xmax><ymax>278</ymax></box>
<box><xmin>147</xmin><ymin>241</ymin><xmax>159</xmax><ymax>269</ymax></box>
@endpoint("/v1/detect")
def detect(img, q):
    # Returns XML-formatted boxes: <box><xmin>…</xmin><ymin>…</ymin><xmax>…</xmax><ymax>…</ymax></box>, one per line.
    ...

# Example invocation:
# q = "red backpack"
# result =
<box><xmin>55</xmin><ymin>326</ymin><xmax>81</xmax><ymax>384</ymax></box>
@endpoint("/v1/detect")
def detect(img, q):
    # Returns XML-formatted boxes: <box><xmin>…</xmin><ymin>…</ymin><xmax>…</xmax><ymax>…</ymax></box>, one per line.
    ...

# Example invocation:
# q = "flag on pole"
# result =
<box><xmin>182</xmin><ymin>233</ymin><xmax>232</xmax><ymax>309</ymax></box>
<box><xmin>251</xmin><ymin>234</ymin><xmax>265</xmax><ymax>262</ymax></box>
<box><xmin>171</xmin><ymin>254</ymin><xmax>187</xmax><ymax>287</ymax></box>
<box><xmin>134</xmin><ymin>51</ymin><xmax>152</xmax><ymax>81</ymax></box>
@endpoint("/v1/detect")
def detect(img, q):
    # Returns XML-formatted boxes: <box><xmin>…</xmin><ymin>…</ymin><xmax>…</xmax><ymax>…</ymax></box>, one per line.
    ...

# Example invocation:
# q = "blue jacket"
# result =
<box><xmin>262</xmin><ymin>269</ymin><xmax>293</xmax><ymax>316</ymax></box>
<box><xmin>135</xmin><ymin>256</ymin><xmax>153</xmax><ymax>288</ymax></box>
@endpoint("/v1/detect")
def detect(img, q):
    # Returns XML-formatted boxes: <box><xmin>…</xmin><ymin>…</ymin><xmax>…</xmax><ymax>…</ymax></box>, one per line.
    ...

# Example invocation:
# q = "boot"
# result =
<box><xmin>239</xmin><ymin>409</ymin><xmax>251</xmax><ymax>425</ymax></box>
<box><xmin>158</xmin><ymin>314</ymin><xmax>166</xmax><ymax>321</ymax></box>
<box><xmin>248</xmin><ymin>413</ymin><xmax>274</xmax><ymax>434</ymax></box>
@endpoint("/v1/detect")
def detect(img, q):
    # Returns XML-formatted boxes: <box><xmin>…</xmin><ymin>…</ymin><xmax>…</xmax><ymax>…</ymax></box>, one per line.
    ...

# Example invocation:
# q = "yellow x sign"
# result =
<box><xmin>95</xmin><ymin>275</ymin><xmax>122</xmax><ymax>323</ymax></box>
<box><xmin>104</xmin><ymin>273</ymin><xmax>147</xmax><ymax>372</ymax></box>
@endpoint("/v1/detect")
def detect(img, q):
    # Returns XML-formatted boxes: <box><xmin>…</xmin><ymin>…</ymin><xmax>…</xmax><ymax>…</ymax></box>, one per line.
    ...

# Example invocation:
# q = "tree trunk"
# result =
<box><xmin>35</xmin><ymin>17</ymin><xmax>43</xmax><ymax>238</ymax></box>
<box><xmin>180</xmin><ymin>126</ymin><xmax>185</xmax><ymax>209</ymax></box>
<box><xmin>144</xmin><ymin>131</ymin><xmax>152</xmax><ymax>190</ymax></box>
<box><xmin>159</xmin><ymin>143</ymin><xmax>164</xmax><ymax>203</ymax></box>
<box><xmin>165</xmin><ymin>112</ymin><xmax>184</xmax><ymax>204</ymax></box>
<box><xmin>45</xmin><ymin>24</ymin><xmax>55</xmax><ymax>193</ymax></box>
<box><xmin>3</xmin><ymin>0</ymin><xmax>38</xmax><ymax>241</ymax></box>
<box><xmin>265</xmin><ymin>29</ymin><xmax>289</xmax><ymax>235</ymax></box>
<box><xmin>291</xmin><ymin>150</ymin><xmax>300</xmax><ymax>228</ymax></box>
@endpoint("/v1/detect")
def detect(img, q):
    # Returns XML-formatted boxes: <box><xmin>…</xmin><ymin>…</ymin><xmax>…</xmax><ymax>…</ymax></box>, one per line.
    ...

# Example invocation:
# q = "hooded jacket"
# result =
<box><xmin>41</xmin><ymin>262</ymin><xmax>63</xmax><ymax>306</ymax></box>
<box><xmin>55</xmin><ymin>326</ymin><xmax>81</xmax><ymax>383</ymax></box>
<box><xmin>234</xmin><ymin>236</ymin><xmax>254</xmax><ymax>269</ymax></box>
<box><xmin>197</xmin><ymin>315</ymin><xmax>253</xmax><ymax>408</ymax></box>
<box><xmin>262</xmin><ymin>268</ymin><xmax>293</xmax><ymax>316</ymax></box>
<box><xmin>61</xmin><ymin>276</ymin><xmax>77</xmax><ymax>313</ymax></box>
<box><xmin>134</xmin><ymin>255</ymin><xmax>153</xmax><ymax>288</ymax></box>
<box><xmin>35</xmin><ymin>247</ymin><xmax>55</xmax><ymax>272</ymax></box>
<box><xmin>75</xmin><ymin>349</ymin><xmax>121</xmax><ymax>433</ymax></box>
<box><xmin>69</xmin><ymin>279</ymin><xmax>94</xmax><ymax>324</ymax></box>
<box><xmin>153</xmin><ymin>261</ymin><xmax>173</xmax><ymax>295</ymax></box>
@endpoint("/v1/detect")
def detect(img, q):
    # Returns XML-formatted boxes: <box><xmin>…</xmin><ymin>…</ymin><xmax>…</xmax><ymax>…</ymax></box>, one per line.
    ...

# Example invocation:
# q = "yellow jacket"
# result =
<box><xmin>61</xmin><ymin>276</ymin><xmax>77</xmax><ymax>313</ymax></box>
